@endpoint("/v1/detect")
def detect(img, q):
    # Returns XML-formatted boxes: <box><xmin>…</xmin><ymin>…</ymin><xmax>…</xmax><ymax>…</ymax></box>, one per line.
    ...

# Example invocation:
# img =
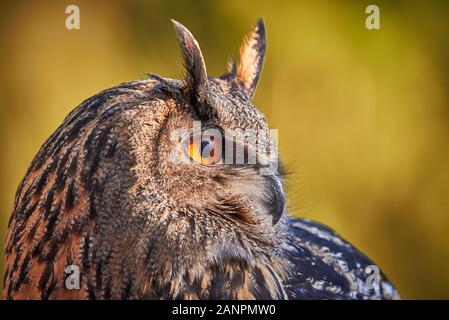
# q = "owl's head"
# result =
<box><xmin>120</xmin><ymin>19</ymin><xmax>287</xmax><ymax>280</ymax></box>
<box><xmin>6</xmin><ymin>19</ymin><xmax>288</xmax><ymax>299</ymax></box>
<box><xmin>132</xmin><ymin>19</ymin><xmax>284</xmax><ymax>227</ymax></box>
<box><xmin>16</xmin><ymin>19</ymin><xmax>288</xmax><ymax>297</ymax></box>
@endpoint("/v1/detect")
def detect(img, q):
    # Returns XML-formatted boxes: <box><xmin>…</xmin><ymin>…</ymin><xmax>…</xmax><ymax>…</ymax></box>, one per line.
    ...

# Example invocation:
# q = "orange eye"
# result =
<box><xmin>187</xmin><ymin>135</ymin><xmax>222</xmax><ymax>165</ymax></box>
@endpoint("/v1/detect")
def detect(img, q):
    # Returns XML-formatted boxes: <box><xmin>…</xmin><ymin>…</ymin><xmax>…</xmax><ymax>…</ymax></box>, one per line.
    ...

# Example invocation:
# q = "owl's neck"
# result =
<box><xmin>138</xmin><ymin>258</ymin><xmax>289</xmax><ymax>299</ymax></box>
<box><xmin>129</xmin><ymin>205</ymin><xmax>290</xmax><ymax>299</ymax></box>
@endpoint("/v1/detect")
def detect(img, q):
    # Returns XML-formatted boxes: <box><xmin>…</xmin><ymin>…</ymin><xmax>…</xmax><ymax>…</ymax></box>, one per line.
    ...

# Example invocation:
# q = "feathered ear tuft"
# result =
<box><xmin>236</xmin><ymin>18</ymin><xmax>266</xmax><ymax>99</ymax></box>
<box><xmin>171</xmin><ymin>19</ymin><xmax>208</xmax><ymax>97</ymax></box>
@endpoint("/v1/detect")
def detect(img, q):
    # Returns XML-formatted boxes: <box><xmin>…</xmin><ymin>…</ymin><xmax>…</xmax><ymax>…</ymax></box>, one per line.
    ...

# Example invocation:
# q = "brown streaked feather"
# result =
<box><xmin>3</xmin><ymin>80</ymin><xmax>162</xmax><ymax>300</ymax></box>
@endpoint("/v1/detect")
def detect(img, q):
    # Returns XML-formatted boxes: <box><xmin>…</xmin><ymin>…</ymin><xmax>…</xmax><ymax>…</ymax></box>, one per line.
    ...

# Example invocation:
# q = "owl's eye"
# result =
<box><xmin>187</xmin><ymin>134</ymin><xmax>223</xmax><ymax>165</ymax></box>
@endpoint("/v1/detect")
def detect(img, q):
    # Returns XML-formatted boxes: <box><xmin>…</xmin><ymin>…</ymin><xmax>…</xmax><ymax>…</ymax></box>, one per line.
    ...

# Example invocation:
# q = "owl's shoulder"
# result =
<box><xmin>282</xmin><ymin>217</ymin><xmax>399</xmax><ymax>300</ymax></box>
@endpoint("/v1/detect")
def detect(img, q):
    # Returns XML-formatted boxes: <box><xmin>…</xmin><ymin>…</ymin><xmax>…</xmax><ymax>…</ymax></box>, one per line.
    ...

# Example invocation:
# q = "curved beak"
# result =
<box><xmin>264</xmin><ymin>175</ymin><xmax>286</xmax><ymax>225</ymax></box>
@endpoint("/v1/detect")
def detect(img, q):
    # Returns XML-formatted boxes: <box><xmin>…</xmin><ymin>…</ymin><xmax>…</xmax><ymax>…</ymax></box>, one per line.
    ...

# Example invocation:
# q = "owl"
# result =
<box><xmin>3</xmin><ymin>19</ymin><xmax>399</xmax><ymax>300</ymax></box>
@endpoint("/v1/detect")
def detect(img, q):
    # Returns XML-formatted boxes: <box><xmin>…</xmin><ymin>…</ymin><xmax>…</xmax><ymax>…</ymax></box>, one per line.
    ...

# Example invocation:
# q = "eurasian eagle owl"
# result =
<box><xmin>3</xmin><ymin>19</ymin><xmax>399</xmax><ymax>300</ymax></box>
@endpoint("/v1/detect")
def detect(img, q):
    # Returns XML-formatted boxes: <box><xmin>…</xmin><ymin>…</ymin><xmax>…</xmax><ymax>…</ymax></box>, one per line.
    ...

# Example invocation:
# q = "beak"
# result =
<box><xmin>264</xmin><ymin>175</ymin><xmax>286</xmax><ymax>225</ymax></box>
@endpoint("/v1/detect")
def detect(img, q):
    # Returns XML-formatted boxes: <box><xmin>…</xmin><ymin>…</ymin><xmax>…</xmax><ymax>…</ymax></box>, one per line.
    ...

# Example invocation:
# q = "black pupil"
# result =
<box><xmin>201</xmin><ymin>140</ymin><xmax>210</xmax><ymax>157</ymax></box>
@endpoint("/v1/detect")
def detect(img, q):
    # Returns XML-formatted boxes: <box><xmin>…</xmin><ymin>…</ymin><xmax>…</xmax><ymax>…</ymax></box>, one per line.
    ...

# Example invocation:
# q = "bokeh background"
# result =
<box><xmin>1</xmin><ymin>0</ymin><xmax>449</xmax><ymax>299</ymax></box>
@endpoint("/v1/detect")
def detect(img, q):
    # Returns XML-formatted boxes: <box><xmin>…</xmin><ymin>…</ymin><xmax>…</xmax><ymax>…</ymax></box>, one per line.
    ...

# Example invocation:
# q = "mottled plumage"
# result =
<box><xmin>3</xmin><ymin>19</ymin><xmax>399</xmax><ymax>300</ymax></box>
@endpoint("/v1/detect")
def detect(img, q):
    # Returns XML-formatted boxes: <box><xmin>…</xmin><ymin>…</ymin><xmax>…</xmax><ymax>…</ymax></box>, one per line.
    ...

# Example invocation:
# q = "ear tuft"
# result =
<box><xmin>236</xmin><ymin>18</ymin><xmax>266</xmax><ymax>98</ymax></box>
<box><xmin>171</xmin><ymin>19</ymin><xmax>208</xmax><ymax>96</ymax></box>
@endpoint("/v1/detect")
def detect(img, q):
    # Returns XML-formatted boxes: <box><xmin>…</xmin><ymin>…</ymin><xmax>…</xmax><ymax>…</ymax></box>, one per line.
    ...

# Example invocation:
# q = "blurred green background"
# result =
<box><xmin>1</xmin><ymin>0</ymin><xmax>449</xmax><ymax>299</ymax></box>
